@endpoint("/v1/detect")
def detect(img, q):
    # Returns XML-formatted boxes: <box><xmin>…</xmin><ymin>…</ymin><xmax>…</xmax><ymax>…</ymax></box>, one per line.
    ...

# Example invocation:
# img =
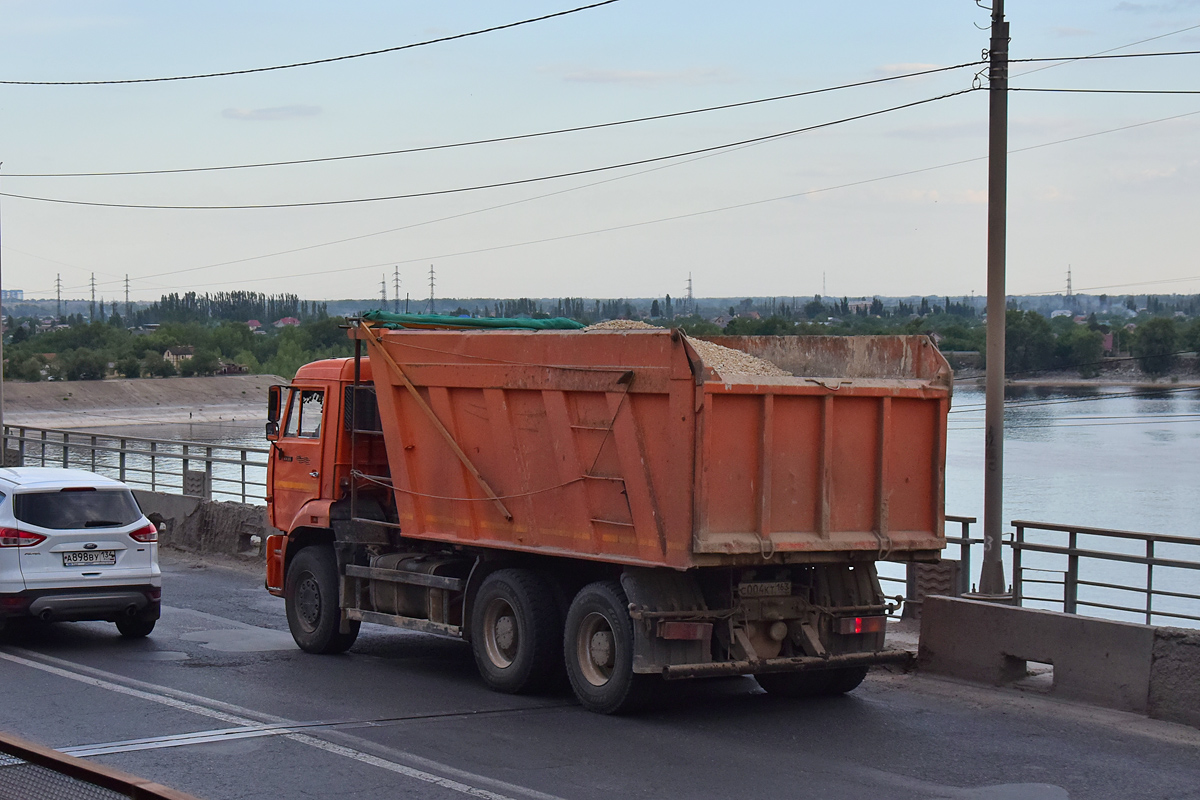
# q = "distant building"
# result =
<box><xmin>273</xmin><ymin>317</ymin><xmax>301</xmax><ymax>328</ymax></box>
<box><xmin>0</xmin><ymin>289</ymin><xmax>24</xmax><ymax>301</ymax></box>
<box><xmin>246</xmin><ymin>319</ymin><xmax>262</xmax><ymax>331</ymax></box>
<box><xmin>164</xmin><ymin>346</ymin><xmax>195</xmax><ymax>368</ymax></box>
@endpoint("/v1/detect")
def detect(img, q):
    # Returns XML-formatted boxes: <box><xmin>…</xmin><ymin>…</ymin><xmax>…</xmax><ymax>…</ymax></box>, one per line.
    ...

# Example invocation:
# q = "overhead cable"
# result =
<box><xmin>0</xmin><ymin>1</ymin><xmax>622</xmax><ymax>86</ymax></box>
<box><xmin>4</xmin><ymin>62</ymin><xmax>984</xmax><ymax>178</ymax></box>
<box><xmin>0</xmin><ymin>88</ymin><xmax>979</xmax><ymax>210</ymax></box>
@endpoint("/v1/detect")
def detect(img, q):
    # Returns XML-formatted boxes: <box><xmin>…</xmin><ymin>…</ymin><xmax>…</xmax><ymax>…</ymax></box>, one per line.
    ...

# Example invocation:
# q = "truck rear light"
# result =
<box><xmin>0</xmin><ymin>527</ymin><xmax>46</xmax><ymax>547</ymax></box>
<box><xmin>130</xmin><ymin>523</ymin><xmax>158</xmax><ymax>543</ymax></box>
<box><xmin>657</xmin><ymin>621</ymin><xmax>713</xmax><ymax>641</ymax></box>
<box><xmin>835</xmin><ymin>615</ymin><xmax>886</xmax><ymax>635</ymax></box>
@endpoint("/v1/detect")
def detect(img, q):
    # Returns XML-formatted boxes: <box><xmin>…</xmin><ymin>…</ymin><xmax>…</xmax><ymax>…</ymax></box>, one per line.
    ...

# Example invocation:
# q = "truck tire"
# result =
<box><xmin>286</xmin><ymin>546</ymin><xmax>359</xmax><ymax>654</ymax></box>
<box><xmin>755</xmin><ymin>666</ymin><xmax>869</xmax><ymax>697</ymax></box>
<box><xmin>470</xmin><ymin>569</ymin><xmax>563</xmax><ymax>694</ymax></box>
<box><xmin>563</xmin><ymin>581</ymin><xmax>650</xmax><ymax>714</ymax></box>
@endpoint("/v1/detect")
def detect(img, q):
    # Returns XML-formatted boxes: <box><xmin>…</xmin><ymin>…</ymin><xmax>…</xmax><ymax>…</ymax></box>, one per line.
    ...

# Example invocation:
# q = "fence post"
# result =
<box><xmin>205</xmin><ymin>446</ymin><xmax>214</xmax><ymax>501</ymax></box>
<box><xmin>150</xmin><ymin>442</ymin><xmax>157</xmax><ymax>491</ymax></box>
<box><xmin>1012</xmin><ymin>523</ymin><xmax>1024</xmax><ymax>604</ymax></box>
<box><xmin>40</xmin><ymin>430</ymin><xmax>47</xmax><ymax>467</ymax></box>
<box><xmin>240</xmin><ymin>449</ymin><xmax>248</xmax><ymax>504</ymax></box>
<box><xmin>1145</xmin><ymin>539</ymin><xmax>1155</xmax><ymax>625</ymax></box>
<box><xmin>119</xmin><ymin>439</ymin><xmax>127</xmax><ymax>482</ymax></box>
<box><xmin>18</xmin><ymin>427</ymin><xmax>26</xmax><ymax>467</ymax></box>
<box><xmin>959</xmin><ymin>518</ymin><xmax>973</xmax><ymax>595</ymax></box>
<box><xmin>90</xmin><ymin>435</ymin><xmax>97</xmax><ymax>473</ymax></box>
<box><xmin>61</xmin><ymin>433</ymin><xmax>69</xmax><ymax>469</ymax></box>
<box><xmin>1065</xmin><ymin>529</ymin><xmax>1079</xmax><ymax>614</ymax></box>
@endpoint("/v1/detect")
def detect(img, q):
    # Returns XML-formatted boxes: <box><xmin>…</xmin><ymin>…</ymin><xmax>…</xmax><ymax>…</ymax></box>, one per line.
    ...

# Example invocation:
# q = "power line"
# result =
<box><xmin>1011</xmin><ymin>22</ymin><xmax>1200</xmax><ymax>78</ymax></box>
<box><xmin>1011</xmin><ymin>49</ymin><xmax>1200</xmax><ymax>66</ymax></box>
<box><xmin>0</xmin><ymin>1</ymin><xmax>622</xmax><ymax>86</ymax></box>
<box><xmin>26</xmin><ymin>98</ymin><xmax>1200</xmax><ymax>296</ymax></box>
<box><xmin>3</xmin><ymin>63</ymin><xmax>984</xmax><ymax>178</ymax></box>
<box><xmin>1012</xmin><ymin>88</ymin><xmax>1200</xmax><ymax>95</ymax></box>
<box><xmin>0</xmin><ymin>89</ymin><xmax>978</xmax><ymax>210</ymax></box>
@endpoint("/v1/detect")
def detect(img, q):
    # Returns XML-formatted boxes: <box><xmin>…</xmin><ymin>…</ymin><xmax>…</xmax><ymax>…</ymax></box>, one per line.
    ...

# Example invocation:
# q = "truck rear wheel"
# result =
<box><xmin>470</xmin><ymin>569</ymin><xmax>563</xmax><ymax>694</ymax></box>
<box><xmin>285</xmin><ymin>546</ymin><xmax>359</xmax><ymax>654</ymax></box>
<box><xmin>564</xmin><ymin>581</ymin><xmax>649</xmax><ymax>714</ymax></box>
<box><xmin>755</xmin><ymin>666</ymin><xmax>869</xmax><ymax>697</ymax></box>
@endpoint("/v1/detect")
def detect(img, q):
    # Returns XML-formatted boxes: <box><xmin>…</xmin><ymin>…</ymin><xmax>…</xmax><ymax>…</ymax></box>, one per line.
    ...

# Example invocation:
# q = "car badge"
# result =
<box><xmin>83</xmin><ymin>543</ymin><xmax>98</xmax><ymax>550</ymax></box>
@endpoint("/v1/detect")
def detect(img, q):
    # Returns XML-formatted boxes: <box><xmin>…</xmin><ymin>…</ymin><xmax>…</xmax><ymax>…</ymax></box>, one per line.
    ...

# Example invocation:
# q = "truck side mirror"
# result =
<box><xmin>267</xmin><ymin>385</ymin><xmax>282</xmax><ymax>422</ymax></box>
<box><xmin>265</xmin><ymin>420</ymin><xmax>280</xmax><ymax>441</ymax></box>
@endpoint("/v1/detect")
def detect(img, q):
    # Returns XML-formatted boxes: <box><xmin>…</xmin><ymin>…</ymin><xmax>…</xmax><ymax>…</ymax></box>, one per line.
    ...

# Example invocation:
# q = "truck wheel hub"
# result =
<box><xmin>296</xmin><ymin>575</ymin><xmax>321</xmax><ymax>629</ymax></box>
<box><xmin>577</xmin><ymin>612</ymin><xmax>615</xmax><ymax>686</ymax></box>
<box><xmin>482</xmin><ymin>598</ymin><xmax>519</xmax><ymax>668</ymax></box>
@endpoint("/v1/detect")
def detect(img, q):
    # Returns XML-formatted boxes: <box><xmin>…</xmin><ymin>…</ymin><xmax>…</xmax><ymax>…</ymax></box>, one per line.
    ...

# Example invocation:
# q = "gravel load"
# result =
<box><xmin>581</xmin><ymin>320</ymin><xmax>790</xmax><ymax>378</ymax></box>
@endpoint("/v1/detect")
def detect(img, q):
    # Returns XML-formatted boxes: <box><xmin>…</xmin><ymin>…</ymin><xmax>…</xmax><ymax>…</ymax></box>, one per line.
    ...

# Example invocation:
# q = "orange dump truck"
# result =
<box><xmin>264</xmin><ymin>317</ymin><xmax>951</xmax><ymax>713</ymax></box>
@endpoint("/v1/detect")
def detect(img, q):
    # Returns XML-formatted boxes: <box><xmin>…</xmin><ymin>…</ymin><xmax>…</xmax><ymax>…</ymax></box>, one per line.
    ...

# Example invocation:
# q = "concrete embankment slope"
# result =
<box><xmin>3</xmin><ymin>374</ymin><xmax>283</xmax><ymax>429</ymax></box>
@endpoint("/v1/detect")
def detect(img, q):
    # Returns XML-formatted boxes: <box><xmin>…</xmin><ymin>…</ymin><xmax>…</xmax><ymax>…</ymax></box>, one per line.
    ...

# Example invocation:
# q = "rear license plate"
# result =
<box><xmin>738</xmin><ymin>581</ymin><xmax>792</xmax><ymax>598</ymax></box>
<box><xmin>62</xmin><ymin>550</ymin><xmax>116</xmax><ymax>567</ymax></box>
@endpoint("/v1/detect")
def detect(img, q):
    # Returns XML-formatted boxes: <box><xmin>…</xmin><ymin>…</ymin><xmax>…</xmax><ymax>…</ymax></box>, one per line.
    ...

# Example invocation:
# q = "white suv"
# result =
<box><xmin>0</xmin><ymin>467</ymin><xmax>161</xmax><ymax>637</ymax></box>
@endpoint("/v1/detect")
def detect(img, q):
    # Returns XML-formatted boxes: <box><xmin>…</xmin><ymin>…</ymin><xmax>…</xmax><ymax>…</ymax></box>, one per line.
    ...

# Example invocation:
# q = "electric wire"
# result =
<box><xmin>3</xmin><ymin>62</ymin><xmax>985</xmax><ymax>178</ymax></box>
<box><xmin>1011</xmin><ymin>49</ymin><xmax>1200</xmax><ymax>65</ymax></box>
<box><xmin>1011</xmin><ymin>22</ymin><xmax>1200</xmax><ymax>78</ymax></box>
<box><xmin>1011</xmin><ymin>88</ymin><xmax>1200</xmax><ymax>95</ymax></box>
<box><xmin>0</xmin><ymin>89</ymin><xmax>979</xmax><ymax>210</ymax></box>
<box><xmin>0</xmin><ymin>1</ymin><xmax>622</xmax><ymax>86</ymax></box>
<box><xmin>25</xmin><ymin>98</ymin><xmax>1200</xmax><ymax>296</ymax></box>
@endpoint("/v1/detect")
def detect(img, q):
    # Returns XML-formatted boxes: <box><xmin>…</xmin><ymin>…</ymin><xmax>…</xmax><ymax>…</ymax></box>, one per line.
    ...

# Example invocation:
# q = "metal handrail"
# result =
<box><xmin>1</xmin><ymin>424</ymin><xmax>268</xmax><ymax>504</ymax></box>
<box><xmin>1013</xmin><ymin>520</ymin><xmax>1200</xmax><ymax>626</ymax></box>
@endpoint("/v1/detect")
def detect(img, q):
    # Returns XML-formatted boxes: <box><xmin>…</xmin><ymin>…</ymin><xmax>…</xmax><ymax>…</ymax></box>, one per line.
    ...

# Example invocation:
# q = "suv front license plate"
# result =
<box><xmin>62</xmin><ymin>550</ymin><xmax>117</xmax><ymax>567</ymax></box>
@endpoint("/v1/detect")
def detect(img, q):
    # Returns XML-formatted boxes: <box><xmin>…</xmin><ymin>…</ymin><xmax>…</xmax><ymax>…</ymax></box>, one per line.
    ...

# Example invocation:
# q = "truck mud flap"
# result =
<box><xmin>660</xmin><ymin>649</ymin><xmax>912</xmax><ymax>680</ymax></box>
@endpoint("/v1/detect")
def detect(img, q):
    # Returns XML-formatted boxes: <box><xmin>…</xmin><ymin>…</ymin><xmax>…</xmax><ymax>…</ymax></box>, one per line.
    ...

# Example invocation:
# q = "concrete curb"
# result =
<box><xmin>919</xmin><ymin>596</ymin><xmax>1200</xmax><ymax>729</ymax></box>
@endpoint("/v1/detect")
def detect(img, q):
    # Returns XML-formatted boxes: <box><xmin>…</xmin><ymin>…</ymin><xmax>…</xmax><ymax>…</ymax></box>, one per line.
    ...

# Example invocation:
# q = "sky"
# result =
<box><xmin>1</xmin><ymin>0</ymin><xmax>1199</xmax><ymax>306</ymax></box>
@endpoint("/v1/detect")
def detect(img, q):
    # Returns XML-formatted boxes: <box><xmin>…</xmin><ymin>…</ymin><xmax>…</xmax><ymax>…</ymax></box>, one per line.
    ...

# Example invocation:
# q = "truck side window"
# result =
<box><xmin>291</xmin><ymin>390</ymin><xmax>324</xmax><ymax>438</ymax></box>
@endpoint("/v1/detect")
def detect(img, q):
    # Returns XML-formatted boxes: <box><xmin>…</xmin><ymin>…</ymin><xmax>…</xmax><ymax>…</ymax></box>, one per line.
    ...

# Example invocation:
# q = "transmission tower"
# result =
<box><xmin>427</xmin><ymin>265</ymin><xmax>436</xmax><ymax>314</ymax></box>
<box><xmin>686</xmin><ymin>273</ymin><xmax>694</xmax><ymax>315</ymax></box>
<box><xmin>1066</xmin><ymin>265</ymin><xmax>1073</xmax><ymax>298</ymax></box>
<box><xmin>89</xmin><ymin>273</ymin><xmax>96</xmax><ymax>322</ymax></box>
<box><xmin>392</xmin><ymin>267</ymin><xmax>401</xmax><ymax>314</ymax></box>
<box><xmin>125</xmin><ymin>275</ymin><xmax>131</xmax><ymax>318</ymax></box>
<box><xmin>56</xmin><ymin>274</ymin><xmax>62</xmax><ymax>319</ymax></box>
<box><xmin>380</xmin><ymin>276</ymin><xmax>387</xmax><ymax>307</ymax></box>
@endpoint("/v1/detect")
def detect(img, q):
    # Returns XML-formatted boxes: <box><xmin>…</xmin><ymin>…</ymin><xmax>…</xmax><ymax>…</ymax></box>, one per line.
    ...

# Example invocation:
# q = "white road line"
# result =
<box><xmin>0</xmin><ymin>648</ymin><xmax>566</xmax><ymax>800</ymax></box>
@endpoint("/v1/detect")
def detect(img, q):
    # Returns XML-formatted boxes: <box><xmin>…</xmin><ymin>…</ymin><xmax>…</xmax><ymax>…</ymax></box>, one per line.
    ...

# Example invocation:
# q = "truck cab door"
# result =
<box><xmin>270</xmin><ymin>387</ymin><xmax>327</xmax><ymax>531</ymax></box>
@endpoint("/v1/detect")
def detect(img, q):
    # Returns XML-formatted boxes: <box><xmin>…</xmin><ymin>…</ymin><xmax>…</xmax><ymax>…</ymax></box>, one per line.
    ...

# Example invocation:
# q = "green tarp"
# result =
<box><xmin>360</xmin><ymin>310</ymin><xmax>585</xmax><ymax>330</ymax></box>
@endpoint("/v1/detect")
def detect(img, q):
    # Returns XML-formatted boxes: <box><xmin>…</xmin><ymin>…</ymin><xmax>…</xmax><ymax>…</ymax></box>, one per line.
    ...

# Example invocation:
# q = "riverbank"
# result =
<box><xmin>1</xmin><ymin>374</ymin><xmax>281</xmax><ymax>429</ymax></box>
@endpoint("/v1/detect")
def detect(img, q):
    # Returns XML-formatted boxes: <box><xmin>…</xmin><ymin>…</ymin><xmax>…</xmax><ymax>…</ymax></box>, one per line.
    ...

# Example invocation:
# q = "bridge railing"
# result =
<box><xmin>1</xmin><ymin>424</ymin><xmax>269</xmax><ymax>505</ymax></box>
<box><xmin>1012</xmin><ymin>520</ymin><xmax>1200</xmax><ymax>626</ymax></box>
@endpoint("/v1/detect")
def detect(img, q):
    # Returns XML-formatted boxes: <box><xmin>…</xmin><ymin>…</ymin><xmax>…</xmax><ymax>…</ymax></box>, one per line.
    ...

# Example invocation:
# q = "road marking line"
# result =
<box><xmin>0</xmin><ymin>648</ymin><xmax>565</xmax><ymax>800</ymax></box>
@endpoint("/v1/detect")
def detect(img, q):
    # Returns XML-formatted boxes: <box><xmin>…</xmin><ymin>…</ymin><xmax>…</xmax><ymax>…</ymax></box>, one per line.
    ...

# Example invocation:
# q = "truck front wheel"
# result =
<box><xmin>285</xmin><ymin>546</ymin><xmax>359</xmax><ymax>654</ymax></box>
<box><xmin>755</xmin><ymin>666</ymin><xmax>868</xmax><ymax>697</ymax></box>
<box><xmin>470</xmin><ymin>569</ymin><xmax>563</xmax><ymax>694</ymax></box>
<box><xmin>564</xmin><ymin>581</ymin><xmax>650</xmax><ymax>714</ymax></box>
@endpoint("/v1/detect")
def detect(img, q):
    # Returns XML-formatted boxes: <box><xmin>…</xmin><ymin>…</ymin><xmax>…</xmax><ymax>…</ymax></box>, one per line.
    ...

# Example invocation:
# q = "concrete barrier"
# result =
<box><xmin>920</xmin><ymin>596</ymin><xmax>1200</xmax><ymax>728</ymax></box>
<box><xmin>134</xmin><ymin>489</ymin><xmax>267</xmax><ymax>558</ymax></box>
<box><xmin>918</xmin><ymin>596</ymin><xmax>1156</xmax><ymax>712</ymax></box>
<box><xmin>1149</xmin><ymin>627</ymin><xmax>1200</xmax><ymax>729</ymax></box>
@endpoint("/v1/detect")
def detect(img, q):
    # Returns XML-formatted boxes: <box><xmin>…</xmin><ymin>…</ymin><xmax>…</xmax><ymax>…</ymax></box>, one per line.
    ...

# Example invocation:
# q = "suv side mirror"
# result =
<box><xmin>265</xmin><ymin>420</ymin><xmax>279</xmax><ymax>441</ymax></box>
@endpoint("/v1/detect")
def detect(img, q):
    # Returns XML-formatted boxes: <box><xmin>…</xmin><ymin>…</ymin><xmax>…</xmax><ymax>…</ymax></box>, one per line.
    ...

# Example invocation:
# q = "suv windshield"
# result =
<box><xmin>13</xmin><ymin>489</ymin><xmax>142</xmax><ymax>530</ymax></box>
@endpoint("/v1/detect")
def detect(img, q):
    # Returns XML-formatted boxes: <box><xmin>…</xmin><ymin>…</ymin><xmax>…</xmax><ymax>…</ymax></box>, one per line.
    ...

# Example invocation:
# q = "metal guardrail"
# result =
<box><xmin>1</xmin><ymin>425</ymin><xmax>269</xmax><ymax>505</ymax></box>
<box><xmin>0</xmin><ymin>731</ymin><xmax>199</xmax><ymax>800</ymax></box>
<box><xmin>1013</xmin><ymin>520</ymin><xmax>1200</xmax><ymax>626</ymax></box>
<box><xmin>883</xmin><ymin>516</ymin><xmax>1200</xmax><ymax>629</ymax></box>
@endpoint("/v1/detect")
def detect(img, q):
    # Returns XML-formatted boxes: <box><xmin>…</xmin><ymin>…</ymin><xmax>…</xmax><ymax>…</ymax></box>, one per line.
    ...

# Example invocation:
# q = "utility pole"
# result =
<box><xmin>978</xmin><ymin>0</ymin><xmax>1011</xmax><ymax>599</ymax></box>
<box><xmin>392</xmin><ymin>267</ymin><xmax>401</xmax><ymax>314</ymax></box>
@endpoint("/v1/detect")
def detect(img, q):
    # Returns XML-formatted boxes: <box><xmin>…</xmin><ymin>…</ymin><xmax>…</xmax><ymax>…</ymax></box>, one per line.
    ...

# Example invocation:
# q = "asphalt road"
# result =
<box><xmin>2</xmin><ymin>551</ymin><xmax>1199</xmax><ymax>800</ymax></box>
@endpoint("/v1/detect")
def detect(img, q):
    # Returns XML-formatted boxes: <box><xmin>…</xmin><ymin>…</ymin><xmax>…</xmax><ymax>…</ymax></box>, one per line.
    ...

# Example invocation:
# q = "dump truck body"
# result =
<box><xmin>265</xmin><ymin>322</ymin><xmax>951</xmax><ymax>712</ymax></box>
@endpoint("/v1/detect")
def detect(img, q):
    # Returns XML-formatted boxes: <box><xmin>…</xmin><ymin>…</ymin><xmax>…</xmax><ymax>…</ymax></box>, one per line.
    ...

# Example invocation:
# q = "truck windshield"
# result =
<box><xmin>283</xmin><ymin>390</ymin><xmax>324</xmax><ymax>438</ymax></box>
<box><xmin>14</xmin><ymin>489</ymin><xmax>142</xmax><ymax>530</ymax></box>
